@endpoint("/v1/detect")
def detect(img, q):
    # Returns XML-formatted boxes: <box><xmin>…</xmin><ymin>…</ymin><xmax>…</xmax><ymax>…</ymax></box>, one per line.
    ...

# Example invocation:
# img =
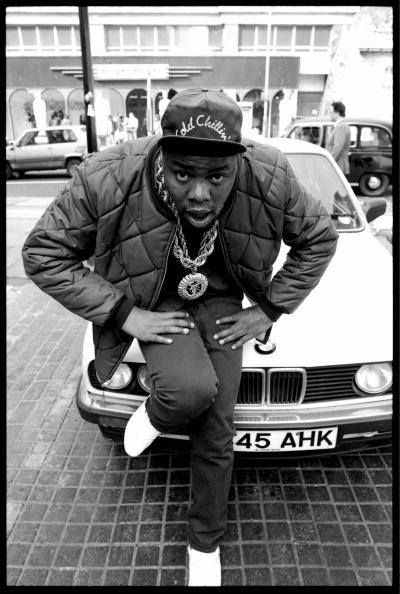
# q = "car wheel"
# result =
<box><xmin>359</xmin><ymin>173</ymin><xmax>390</xmax><ymax>197</ymax></box>
<box><xmin>6</xmin><ymin>162</ymin><xmax>13</xmax><ymax>180</ymax></box>
<box><xmin>66</xmin><ymin>158</ymin><xmax>81</xmax><ymax>177</ymax></box>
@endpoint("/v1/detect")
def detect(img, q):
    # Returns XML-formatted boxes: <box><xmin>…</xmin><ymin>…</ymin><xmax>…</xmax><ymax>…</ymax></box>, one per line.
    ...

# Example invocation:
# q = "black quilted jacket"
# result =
<box><xmin>22</xmin><ymin>135</ymin><xmax>338</xmax><ymax>383</ymax></box>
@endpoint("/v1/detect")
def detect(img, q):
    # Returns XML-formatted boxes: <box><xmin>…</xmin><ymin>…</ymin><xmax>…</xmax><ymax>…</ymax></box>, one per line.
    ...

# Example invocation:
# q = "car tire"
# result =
<box><xmin>359</xmin><ymin>173</ymin><xmax>390</xmax><ymax>197</ymax></box>
<box><xmin>66</xmin><ymin>158</ymin><xmax>81</xmax><ymax>177</ymax></box>
<box><xmin>6</xmin><ymin>162</ymin><xmax>13</xmax><ymax>180</ymax></box>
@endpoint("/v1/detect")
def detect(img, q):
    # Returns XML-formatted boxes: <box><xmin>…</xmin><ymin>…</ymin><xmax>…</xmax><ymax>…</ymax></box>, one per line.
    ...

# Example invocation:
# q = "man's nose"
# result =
<box><xmin>189</xmin><ymin>180</ymin><xmax>211</xmax><ymax>202</ymax></box>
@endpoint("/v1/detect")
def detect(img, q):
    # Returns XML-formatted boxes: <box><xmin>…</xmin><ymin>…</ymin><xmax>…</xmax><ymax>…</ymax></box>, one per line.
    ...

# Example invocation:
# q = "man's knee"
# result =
<box><xmin>155</xmin><ymin>373</ymin><xmax>218</xmax><ymax>421</ymax></box>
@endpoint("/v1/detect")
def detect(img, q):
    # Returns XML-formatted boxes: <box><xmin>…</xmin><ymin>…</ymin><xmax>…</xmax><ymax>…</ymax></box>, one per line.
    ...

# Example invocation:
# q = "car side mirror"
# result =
<box><xmin>363</xmin><ymin>198</ymin><xmax>387</xmax><ymax>223</ymax></box>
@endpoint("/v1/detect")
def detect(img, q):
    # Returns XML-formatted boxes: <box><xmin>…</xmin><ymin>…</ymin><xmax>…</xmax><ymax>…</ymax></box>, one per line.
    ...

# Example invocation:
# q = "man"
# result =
<box><xmin>327</xmin><ymin>101</ymin><xmax>351</xmax><ymax>174</ymax></box>
<box><xmin>22</xmin><ymin>88</ymin><xmax>338</xmax><ymax>587</ymax></box>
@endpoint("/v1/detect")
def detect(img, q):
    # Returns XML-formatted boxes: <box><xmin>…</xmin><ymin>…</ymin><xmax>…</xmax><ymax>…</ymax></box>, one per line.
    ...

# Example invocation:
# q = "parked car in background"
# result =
<box><xmin>282</xmin><ymin>117</ymin><xmax>392</xmax><ymax>197</ymax></box>
<box><xmin>6</xmin><ymin>125</ymin><xmax>87</xmax><ymax>179</ymax></box>
<box><xmin>76</xmin><ymin>138</ymin><xmax>392</xmax><ymax>457</ymax></box>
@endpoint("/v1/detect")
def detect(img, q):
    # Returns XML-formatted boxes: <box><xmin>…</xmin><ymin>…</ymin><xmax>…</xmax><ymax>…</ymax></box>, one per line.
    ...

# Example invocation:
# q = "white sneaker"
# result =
<box><xmin>124</xmin><ymin>400</ymin><xmax>161</xmax><ymax>457</ymax></box>
<box><xmin>187</xmin><ymin>545</ymin><xmax>221</xmax><ymax>587</ymax></box>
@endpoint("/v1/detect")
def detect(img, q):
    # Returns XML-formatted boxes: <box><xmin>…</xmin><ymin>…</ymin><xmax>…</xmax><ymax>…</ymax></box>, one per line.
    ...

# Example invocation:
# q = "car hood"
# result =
<box><xmin>89</xmin><ymin>229</ymin><xmax>392</xmax><ymax>370</ymax></box>
<box><xmin>242</xmin><ymin>230</ymin><xmax>392</xmax><ymax>367</ymax></box>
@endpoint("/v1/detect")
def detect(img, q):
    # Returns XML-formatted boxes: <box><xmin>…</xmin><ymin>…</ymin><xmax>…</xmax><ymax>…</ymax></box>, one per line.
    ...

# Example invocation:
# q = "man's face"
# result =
<box><xmin>330</xmin><ymin>107</ymin><xmax>339</xmax><ymax>122</ymax></box>
<box><xmin>162</xmin><ymin>150</ymin><xmax>238</xmax><ymax>229</ymax></box>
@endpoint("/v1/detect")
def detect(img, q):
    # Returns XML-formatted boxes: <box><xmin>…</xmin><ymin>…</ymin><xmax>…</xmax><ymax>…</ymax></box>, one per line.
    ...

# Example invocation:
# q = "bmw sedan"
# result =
<box><xmin>76</xmin><ymin>138</ymin><xmax>392</xmax><ymax>456</ymax></box>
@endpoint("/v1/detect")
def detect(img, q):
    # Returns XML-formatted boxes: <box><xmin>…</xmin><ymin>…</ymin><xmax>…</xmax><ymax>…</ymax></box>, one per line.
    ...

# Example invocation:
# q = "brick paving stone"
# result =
<box><xmin>131</xmin><ymin>568</ymin><xmax>158</xmax><ymax>586</ymax></box>
<box><xmin>328</xmin><ymin>568</ymin><xmax>359</xmax><ymax>585</ymax></box>
<box><xmin>7</xmin><ymin>282</ymin><xmax>393</xmax><ymax>587</ymax></box>
<box><xmin>74</xmin><ymin>568</ymin><xmax>104</xmax><ymax>585</ymax></box>
<box><xmin>273</xmin><ymin>566</ymin><xmax>302</xmax><ymax>585</ymax></box>
<box><xmin>7</xmin><ymin>566</ymin><xmax>22</xmax><ymax>585</ymax></box>
<box><xmin>302</xmin><ymin>566</ymin><xmax>330</xmax><ymax>585</ymax></box>
<box><xmin>245</xmin><ymin>566</ymin><xmax>272</xmax><ymax>585</ymax></box>
<box><xmin>46</xmin><ymin>568</ymin><xmax>75</xmax><ymax>586</ymax></box>
<box><xmin>17</xmin><ymin>568</ymin><xmax>48</xmax><ymax>585</ymax></box>
<box><xmin>104</xmin><ymin>569</ymin><xmax>131</xmax><ymax>586</ymax></box>
<box><xmin>160</xmin><ymin>568</ymin><xmax>186</xmax><ymax>586</ymax></box>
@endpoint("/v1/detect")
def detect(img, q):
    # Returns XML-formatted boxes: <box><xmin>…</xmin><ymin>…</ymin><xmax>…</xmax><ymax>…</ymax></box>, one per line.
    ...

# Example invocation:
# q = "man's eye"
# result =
<box><xmin>210</xmin><ymin>174</ymin><xmax>223</xmax><ymax>183</ymax></box>
<box><xmin>176</xmin><ymin>172</ymin><xmax>189</xmax><ymax>182</ymax></box>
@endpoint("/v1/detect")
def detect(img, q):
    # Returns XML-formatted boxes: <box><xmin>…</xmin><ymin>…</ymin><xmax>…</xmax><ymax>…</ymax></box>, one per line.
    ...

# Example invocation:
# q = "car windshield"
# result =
<box><xmin>285</xmin><ymin>153</ymin><xmax>363</xmax><ymax>231</ymax></box>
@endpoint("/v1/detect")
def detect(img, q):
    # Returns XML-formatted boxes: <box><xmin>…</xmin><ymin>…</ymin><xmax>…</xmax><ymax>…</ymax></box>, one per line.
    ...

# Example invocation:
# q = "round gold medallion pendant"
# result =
<box><xmin>177</xmin><ymin>273</ymin><xmax>208</xmax><ymax>300</ymax></box>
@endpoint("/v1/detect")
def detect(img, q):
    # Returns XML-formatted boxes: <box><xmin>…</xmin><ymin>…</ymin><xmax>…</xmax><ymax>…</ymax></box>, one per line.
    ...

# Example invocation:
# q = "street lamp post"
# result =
<box><xmin>262</xmin><ymin>8</ymin><xmax>272</xmax><ymax>137</ymax></box>
<box><xmin>79</xmin><ymin>6</ymin><xmax>98</xmax><ymax>153</ymax></box>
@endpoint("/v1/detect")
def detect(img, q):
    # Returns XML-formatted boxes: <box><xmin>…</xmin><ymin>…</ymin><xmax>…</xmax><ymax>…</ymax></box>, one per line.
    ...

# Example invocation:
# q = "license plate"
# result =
<box><xmin>233</xmin><ymin>427</ymin><xmax>338</xmax><ymax>452</ymax></box>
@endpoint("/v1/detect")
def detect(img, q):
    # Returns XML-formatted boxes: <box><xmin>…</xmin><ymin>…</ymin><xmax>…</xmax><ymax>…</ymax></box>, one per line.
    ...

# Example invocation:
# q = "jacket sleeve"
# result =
<box><xmin>259</xmin><ymin>156</ymin><xmax>338</xmax><ymax>319</ymax></box>
<box><xmin>21</xmin><ymin>165</ymin><xmax>131</xmax><ymax>326</ymax></box>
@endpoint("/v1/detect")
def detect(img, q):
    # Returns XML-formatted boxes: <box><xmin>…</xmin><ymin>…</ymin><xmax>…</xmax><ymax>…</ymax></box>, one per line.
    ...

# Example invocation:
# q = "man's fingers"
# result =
<box><xmin>216</xmin><ymin>315</ymin><xmax>235</xmax><ymax>325</ymax></box>
<box><xmin>160</xmin><ymin>311</ymin><xmax>190</xmax><ymax>319</ymax></box>
<box><xmin>162</xmin><ymin>325</ymin><xmax>191</xmax><ymax>335</ymax></box>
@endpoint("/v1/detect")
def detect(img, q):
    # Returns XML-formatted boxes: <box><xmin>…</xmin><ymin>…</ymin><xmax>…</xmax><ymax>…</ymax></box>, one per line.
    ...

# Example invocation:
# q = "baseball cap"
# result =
<box><xmin>159</xmin><ymin>88</ymin><xmax>246</xmax><ymax>156</ymax></box>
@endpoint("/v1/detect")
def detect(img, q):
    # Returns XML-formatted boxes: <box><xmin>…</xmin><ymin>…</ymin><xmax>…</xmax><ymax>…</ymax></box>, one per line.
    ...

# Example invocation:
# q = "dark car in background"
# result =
<box><xmin>283</xmin><ymin>117</ymin><xmax>392</xmax><ymax>197</ymax></box>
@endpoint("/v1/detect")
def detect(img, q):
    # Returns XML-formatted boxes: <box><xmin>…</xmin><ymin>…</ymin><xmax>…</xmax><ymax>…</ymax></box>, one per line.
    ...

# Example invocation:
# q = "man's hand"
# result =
<box><xmin>122</xmin><ymin>306</ymin><xmax>194</xmax><ymax>344</ymax></box>
<box><xmin>214</xmin><ymin>305</ymin><xmax>272</xmax><ymax>350</ymax></box>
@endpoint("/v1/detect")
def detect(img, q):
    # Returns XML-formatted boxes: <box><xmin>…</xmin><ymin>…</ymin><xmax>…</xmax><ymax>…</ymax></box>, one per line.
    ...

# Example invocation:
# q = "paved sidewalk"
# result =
<box><xmin>7</xmin><ymin>281</ymin><xmax>392</xmax><ymax>586</ymax></box>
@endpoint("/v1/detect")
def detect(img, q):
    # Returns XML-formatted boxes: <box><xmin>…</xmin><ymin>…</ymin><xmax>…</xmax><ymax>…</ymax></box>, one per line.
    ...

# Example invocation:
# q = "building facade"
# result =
<box><xmin>6</xmin><ymin>6</ymin><xmax>362</xmax><ymax>140</ymax></box>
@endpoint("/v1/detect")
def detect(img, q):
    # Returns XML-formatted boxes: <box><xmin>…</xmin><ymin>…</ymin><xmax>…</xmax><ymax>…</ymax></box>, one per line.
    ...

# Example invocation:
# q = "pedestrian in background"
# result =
<box><xmin>62</xmin><ymin>113</ymin><xmax>71</xmax><ymax>125</ymax></box>
<box><xmin>22</xmin><ymin>88</ymin><xmax>338</xmax><ymax>587</ymax></box>
<box><xmin>126</xmin><ymin>112</ymin><xmax>138</xmax><ymax>140</ymax></box>
<box><xmin>327</xmin><ymin>101</ymin><xmax>351</xmax><ymax>174</ymax></box>
<box><xmin>106</xmin><ymin>114</ymin><xmax>115</xmax><ymax>147</ymax></box>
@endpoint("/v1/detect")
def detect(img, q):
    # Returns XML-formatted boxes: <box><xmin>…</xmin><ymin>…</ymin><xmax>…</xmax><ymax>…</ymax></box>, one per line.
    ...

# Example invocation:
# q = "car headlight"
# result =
<box><xmin>99</xmin><ymin>363</ymin><xmax>133</xmax><ymax>390</ymax></box>
<box><xmin>355</xmin><ymin>363</ymin><xmax>392</xmax><ymax>394</ymax></box>
<box><xmin>137</xmin><ymin>365</ymin><xmax>152</xmax><ymax>393</ymax></box>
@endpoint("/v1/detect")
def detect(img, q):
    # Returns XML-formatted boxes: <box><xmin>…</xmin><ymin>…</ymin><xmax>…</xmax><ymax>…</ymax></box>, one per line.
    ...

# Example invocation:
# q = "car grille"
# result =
<box><xmin>237</xmin><ymin>364</ymin><xmax>363</xmax><ymax>405</ymax></box>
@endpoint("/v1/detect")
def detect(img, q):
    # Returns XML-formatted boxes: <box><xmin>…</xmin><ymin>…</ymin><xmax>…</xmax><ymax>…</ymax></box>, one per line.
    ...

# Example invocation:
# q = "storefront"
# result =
<box><xmin>6</xmin><ymin>55</ymin><xmax>299</xmax><ymax>140</ymax></box>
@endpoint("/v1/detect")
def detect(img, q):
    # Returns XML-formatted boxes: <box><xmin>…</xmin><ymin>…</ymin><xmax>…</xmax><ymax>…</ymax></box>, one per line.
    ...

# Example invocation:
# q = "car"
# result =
<box><xmin>282</xmin><ymin>117</ymin><xmax>392</xmax><ymax>197</ymax></box>
<box><xmin>76</xmin><ymin>138</ymin><xmax>392</xmax><ymax>457</ymax></box>
<box><xmin>6</xmin><ymin>125</ymin><xmax>87</xmax><ymax>179</ymax></box>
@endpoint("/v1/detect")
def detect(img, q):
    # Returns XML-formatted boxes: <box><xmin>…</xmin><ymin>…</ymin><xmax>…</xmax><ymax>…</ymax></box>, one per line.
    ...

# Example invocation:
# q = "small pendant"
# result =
<box><xmin>177</xmin><ymin>273</ymin><xmax>208</xmax><ymax>300</ymax></box>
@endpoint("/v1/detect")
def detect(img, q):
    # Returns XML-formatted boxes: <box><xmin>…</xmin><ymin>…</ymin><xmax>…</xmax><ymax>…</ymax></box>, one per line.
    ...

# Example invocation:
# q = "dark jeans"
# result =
<box><xmin>139</xmin><ymin>295</ymin><xmax>243</xmax><ymax>552</ymax></box>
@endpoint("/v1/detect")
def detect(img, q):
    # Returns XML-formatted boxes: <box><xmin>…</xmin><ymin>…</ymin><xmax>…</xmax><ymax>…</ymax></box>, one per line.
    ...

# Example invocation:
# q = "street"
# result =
<box><xmin>7</xmin><ymin>174</ymin><xmax>392</xmax><ymax>586</ymax></box>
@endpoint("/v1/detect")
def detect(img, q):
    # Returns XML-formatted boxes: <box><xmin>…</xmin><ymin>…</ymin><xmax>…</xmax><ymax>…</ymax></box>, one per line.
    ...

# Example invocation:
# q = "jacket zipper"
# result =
<box><xmin>218</xmin><ymin>230</ymin><xmax>255</xmax><ymax>302</ymax></box>
<box><xmin>148</xmin><ymin>224</ymin><xmax>177</xmax><ymax>310</ymax></box>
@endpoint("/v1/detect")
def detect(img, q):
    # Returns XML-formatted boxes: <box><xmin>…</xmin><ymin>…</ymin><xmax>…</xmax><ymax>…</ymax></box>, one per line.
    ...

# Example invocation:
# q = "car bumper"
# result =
<box><xmin>76</xmin><ymin>371</ymin><xmax>392</xmax><ymax>455</ymax></box>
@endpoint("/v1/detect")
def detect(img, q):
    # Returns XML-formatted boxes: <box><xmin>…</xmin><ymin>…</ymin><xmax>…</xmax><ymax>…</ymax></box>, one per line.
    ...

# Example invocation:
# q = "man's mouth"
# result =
<box><xmin>185</xmin><ymin>210</ymin><xmax>214</xmax><ymax>226</ymax></box>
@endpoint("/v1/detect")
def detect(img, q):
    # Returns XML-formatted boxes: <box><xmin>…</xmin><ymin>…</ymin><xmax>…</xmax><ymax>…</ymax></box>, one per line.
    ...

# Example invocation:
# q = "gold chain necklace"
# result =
<box><xmin>155</xmin><ymin>153</ymin><xmax>218</xmax><ymax>300</ymax></box>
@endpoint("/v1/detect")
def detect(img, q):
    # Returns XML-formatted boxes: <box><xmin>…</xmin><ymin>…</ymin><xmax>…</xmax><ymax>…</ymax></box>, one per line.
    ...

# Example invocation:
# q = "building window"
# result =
<box><xmin>6</xmin><ymin>25</ymin><xmax>80</xmax><ymax>52</ymax></box>
<box><xmin>41</xmin><ymin>88</ymin><xmax>66</xmax><ymax>126</ymax></box>
<box><xmin>275</xmin><ymin>26</ymin><xmax>293</xmax><ymax>49</ymax></box>
<box><xmin>239</xmin><ymin>25</ymin><xmax>269</xmax><ymax>50</ymax></box>
<box><xmin>295</xmin><ymin>26</ymin><xmax>312</xmax><ymax>48</ymax></box>
<box><xmin>21</xmin><ymin>26</ymin><xmax>37</xmax><ymax>49</ymax></box>
<box><xmin>209</xmin><ymin>25</ymin><xmax>223</xmax><ymax>51</ymax></box>
<box><xmin>239</xmin><ymin>25</ymin><xmax>255</xmax><ymax>48</ymax></box>
<box><xmin>105</xmin><ymin>26</ymin><xmax>121</xmax><ymax>49</ymax></box>
<box><xmin>139</xmin><ymin>26</ymin><xmax>155</xmax><ymax>49</ymax></box>
<box><xmin>122</xmin><ymin>26</ymin><xmax>138</xmax><ymax>49</ymax></box>
<box><xmin>6</xmin><ymin>26</ymin><xmax>19</xmax><ymax>49</ymax></box>
<box><xmin>39</xmin><ymin>26</ymin><xmax>55</xmax><ymax>48</ymax></box>
<box><xmin>239</xmin><ymin>24</ymin><xmax>331</xmax><ymax>52</ymax></box>
<box><xmin>67</xmin><ymin>88</ymin><xmax>85</xmax><ymax>126</ymax></box>
<box><xmin>314</xmin><ymin>26</ymin><xmax>331</xmax><ymax>47</ymax></box>
<box><xmin>105</xmin><ymin>25</ymin><xmax>172</xmax><ymax>51</ymax></box>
